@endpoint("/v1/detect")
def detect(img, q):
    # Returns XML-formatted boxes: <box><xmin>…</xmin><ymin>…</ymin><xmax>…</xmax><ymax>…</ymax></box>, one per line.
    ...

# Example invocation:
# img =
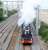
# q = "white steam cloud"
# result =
<box><xmin>18</xmin><ymin>0</ymin><xmax>41</xmax><ymax>26</ymax></box>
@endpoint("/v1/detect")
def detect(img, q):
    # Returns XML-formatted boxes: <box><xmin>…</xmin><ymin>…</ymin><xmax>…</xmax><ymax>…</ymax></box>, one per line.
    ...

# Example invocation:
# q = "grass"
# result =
<box><xmin>39</xmin><ymin>22</ymin><xmax>48</xmax><ymax>43</ymax></box>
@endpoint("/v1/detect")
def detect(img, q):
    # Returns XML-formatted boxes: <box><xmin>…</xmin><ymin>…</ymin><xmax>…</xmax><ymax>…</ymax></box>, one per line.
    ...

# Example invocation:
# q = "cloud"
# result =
<box><xmin>40</xmin><ymin>0</ymin><xmax>48</xmax><ymax>9</ymax></box>
<box><xmin>18</xmin><ymin>0</ymin><xmax>42</xmax><ymax>26</ymax></box>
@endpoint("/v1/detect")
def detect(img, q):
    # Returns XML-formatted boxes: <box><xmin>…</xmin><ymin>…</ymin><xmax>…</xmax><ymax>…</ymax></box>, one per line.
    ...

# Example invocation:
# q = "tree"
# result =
<box><xmin>0</xmin><ymin>1</ymin><xmax>3</xmax><ymax>7</ymax></box>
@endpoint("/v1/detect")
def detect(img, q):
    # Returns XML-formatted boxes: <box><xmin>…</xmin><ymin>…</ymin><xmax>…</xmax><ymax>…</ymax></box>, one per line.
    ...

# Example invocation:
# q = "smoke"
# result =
<box><xmin>18</xmin><ymin>0</ymin><xmax>41</xmax><ymax>26</ymax></box>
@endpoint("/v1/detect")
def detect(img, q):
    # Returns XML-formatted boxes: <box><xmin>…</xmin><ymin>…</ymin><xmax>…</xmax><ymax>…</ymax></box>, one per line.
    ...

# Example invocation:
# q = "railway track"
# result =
<box><xmin>0</xmin><ymin>14</ymin><xmax>17</xmax><ymax>34</ymax></box>
<box><xmin>15</xmin><ymin>33</ymin><xmax>33</xmax><ymax>50</ymax></box>
<box><xmin>0</xmin><ymin>14</ymin><xmax>19</xmax><ymax>50</ymax></box>
<box><xmin>0</xmin><ymin>14</ymin><xmax>17</xmax><ymax>29</ymax></box>
<box><xmin>23</xmin><ymin>45</ymin><xmax>32</xmax><ymax>50</ymax></box>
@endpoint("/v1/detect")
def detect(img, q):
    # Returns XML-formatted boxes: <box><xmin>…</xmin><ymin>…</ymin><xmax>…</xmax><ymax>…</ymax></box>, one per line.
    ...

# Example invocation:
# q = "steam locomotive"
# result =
<box><xmin>21</xmin><ymin>23</ymin><xmax>33</xmax><ymax>45</ymax></box>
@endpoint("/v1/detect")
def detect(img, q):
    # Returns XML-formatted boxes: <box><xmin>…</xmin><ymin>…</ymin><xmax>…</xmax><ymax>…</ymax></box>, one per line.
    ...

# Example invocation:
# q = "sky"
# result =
<box><xmin>1</xmin><ymin>0</ymin><xmax>48</xmax><ymax>26</ymax></box>
<box><xmin>1</xmin><ymin>0</ymin><xmax>48</xmax><ymax>10</ymax></box>
<box><xmin>1</xmin><ymin>0</ymin><xmax>18</xmax><ymax>10</ymax></box>
<box><xmin>40</xmin><ymin>0</ymin><xmax>48</xmax><ymax>9</ymax></box>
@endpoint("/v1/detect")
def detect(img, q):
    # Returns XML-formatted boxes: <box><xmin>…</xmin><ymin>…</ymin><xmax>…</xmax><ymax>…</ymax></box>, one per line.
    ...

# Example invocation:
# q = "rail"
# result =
<box><xmin>0</xmin><ymin>14</ymin><xmax>18</xmax><ymax>50</ymax></box>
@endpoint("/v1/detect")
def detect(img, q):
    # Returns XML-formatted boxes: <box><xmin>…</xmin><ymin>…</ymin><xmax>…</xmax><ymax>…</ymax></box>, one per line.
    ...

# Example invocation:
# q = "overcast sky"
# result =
<box><xmin>1</xmin><ymin>0</ymin><xmax>18</xmax><ymax>10</ymax></box>
<box><xmin>1</xmin><ymin>0</ymin><xmax>48</xmax><ymax>10</ymax></box>
<box><xmin>1</xmin><ymin>0</ymin><xmax>48</xmax><ymax>9</ymax></box>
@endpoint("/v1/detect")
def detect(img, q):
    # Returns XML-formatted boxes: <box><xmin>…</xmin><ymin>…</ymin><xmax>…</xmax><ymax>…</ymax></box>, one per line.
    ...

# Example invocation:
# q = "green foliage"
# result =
<box><xmin>0</xmin><ymin>8</ymin><xmax>3</xmax><ymax>17</ymax></box>
<box><xmin>0</xmin><ymin>9</ymin><xmax>17</xmax><ymax>22</ymax></box>
<box><xmin>0</xmin><ymin>1</ymin><xmax>17</xmax><ymax>22</ymax></box>
<box><xmin>0</xmin><ymin>1</ymin><xmax>3</xmax><ymax>6</ymax></box>
<box><xmin>39</xmin><ymin>22</ymin><xmax>48</xmax><ymax>43</ymax></box>
<box><xmin>8</xmin><ymin>10</ymin><xmax>17</xmax><ymax>17</ymax></box>
<box><xmin>0</xmin><ymin>17</ymin><xmax>6</xmax><ymax>22</ymax></box>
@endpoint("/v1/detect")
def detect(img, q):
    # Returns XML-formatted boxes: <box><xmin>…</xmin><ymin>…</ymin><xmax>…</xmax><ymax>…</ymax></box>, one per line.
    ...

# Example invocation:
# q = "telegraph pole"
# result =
<box><xmin>35</xmin><ymin>5</ymin><xmax>40</xmax><ymax>36</ymax></box>
<box><xmin>35</xmin><ymin>5</ymin><xmax>42</xmax><ymax>50</ymax></box>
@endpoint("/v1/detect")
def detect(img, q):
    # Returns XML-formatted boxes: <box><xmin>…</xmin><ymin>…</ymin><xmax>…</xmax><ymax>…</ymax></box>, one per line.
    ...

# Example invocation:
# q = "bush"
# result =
<box><xmin>39</xmin><ymin>22</ymin><xmax>48</xmax><ymax>43</ymax></box>
<box><xmin>0</xmin><ymin>17</ymin><xmax>6</xmax><ymax>22</ymax></box>
<box><xmin>8</xmin><ymin>10</ymin><xmax>17</xmax><ymax>17</ymax></box>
